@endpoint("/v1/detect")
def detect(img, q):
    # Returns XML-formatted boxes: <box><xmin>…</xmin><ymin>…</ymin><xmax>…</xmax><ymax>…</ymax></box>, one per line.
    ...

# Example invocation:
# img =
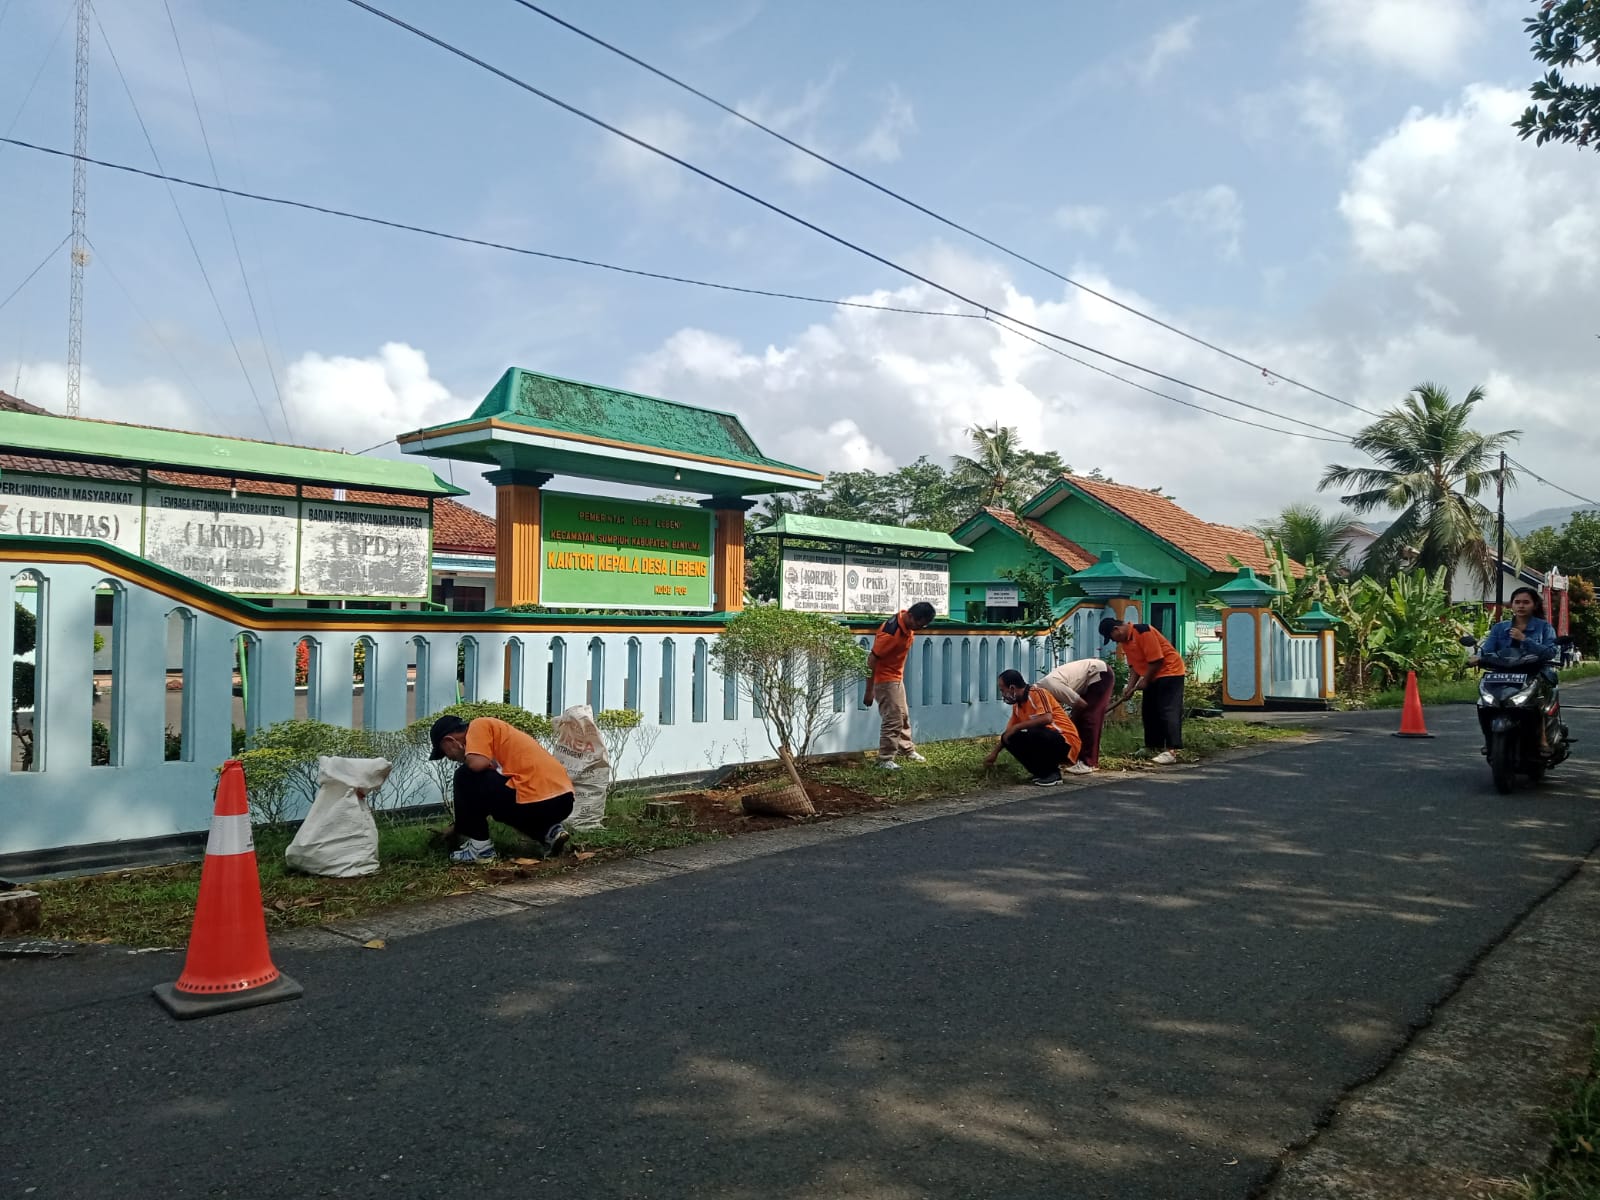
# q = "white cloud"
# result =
<box><xmin>1302</xmin><ymin>0</ymin><xmax>1486</xmax><ymax>80</ymax></box>
<box><xmin>1139</xmin><ymin>16</ymin><xmax>1200</xmax><ymax>83</ymax></box>
<box><xmin>1165</xmin><ymin>184</ymin><xmax>1244</xmax><ymax>258</ymax></box>
<box><xmin>281</xmin><ymin>341</ymin><xmax>461</xmax><ymax>454</ymax></box>
<box><xmin>596</xmin><ymin>110</ymin><xmax>702</xmax><ymax>200</ymax></box>
<box><xmin>737</xmin><ymin>74</ymin><xmax>916</xmax><ymax>183</ymax></box>
<box><xmin>681</xmin><ymin>1</ymin><xmax>765</xmax><ymax>51</ymax></box>
<box><xmin>1236</xmin><ymin>78</ymin><xmax>1348</xmax><ymax>150</ymax></box>
<box><xmin>854</xmin><ymin>87</ymin><xmax>916</xmax><ymax>164</ymax></box>
<box><xmin>1340</xmin><ymin>85</ymin><xmax>1600</xmax><ymax>298</ymax></box>
<box><xmin>623</xmin><ymin>249</ymin><xmax>1351</xmax><ymax>525</ymax></box>
<box><xmin>1054</xmin><ymin>205</ymin><xmax>1108</xmax><ymax>235</ymax></box>
<box><xmin>2</xmin><ymin>362</ymin><xmax>202</xmax><ymax>430</ymax></box>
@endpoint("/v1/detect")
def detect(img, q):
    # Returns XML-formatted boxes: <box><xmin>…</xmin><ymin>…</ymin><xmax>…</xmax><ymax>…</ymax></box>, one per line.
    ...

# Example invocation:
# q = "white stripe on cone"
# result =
<box><xmin>205</xmin><ymin>813</ymin><xmax>255</xmax><ymax>857</ymax></box>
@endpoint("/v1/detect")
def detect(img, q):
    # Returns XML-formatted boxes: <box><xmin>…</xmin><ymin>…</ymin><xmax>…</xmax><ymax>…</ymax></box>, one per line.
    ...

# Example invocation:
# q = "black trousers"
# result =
<box><xmin>454</xmin><ymin>765</ymin><xmax>574</xmax><ymax>843</ymax></box>
<box><xmin>1142</xmin><ymin>675</ymin><xmax>1185</xmax><ymax>750</ymax></box>
<box><xmin>1004</xmin><ymin>726</ymin><xmax>1071</xmax><ymax>778</ymax></box>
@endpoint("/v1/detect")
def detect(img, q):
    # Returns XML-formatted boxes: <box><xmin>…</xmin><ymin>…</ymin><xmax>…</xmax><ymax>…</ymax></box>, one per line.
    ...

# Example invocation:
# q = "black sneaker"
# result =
<box><xmin>1032</xmin><ymin>771</ymin><xmax>1063</xmax><ymax>787</ymax></box>
<box><xmin>543</xmin><ymin>824</ymin><xmax>572</xmax><ymax>858</ymax></box>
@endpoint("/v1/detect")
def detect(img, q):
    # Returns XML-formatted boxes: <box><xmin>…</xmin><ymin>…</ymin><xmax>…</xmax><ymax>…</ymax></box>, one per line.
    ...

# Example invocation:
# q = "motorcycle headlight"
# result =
<box><xmin>1510</xmin><ymin>687</ymin><xmax>1536</xmax><ymax>706</ymax></box>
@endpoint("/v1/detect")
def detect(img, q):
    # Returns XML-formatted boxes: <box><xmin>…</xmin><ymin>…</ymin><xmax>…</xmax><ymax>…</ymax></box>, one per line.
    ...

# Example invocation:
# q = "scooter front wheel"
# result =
<box><xmin>1489</xmin><ymin>731</ymin><xmax>1516</xmax><ymax>795</ymax></box>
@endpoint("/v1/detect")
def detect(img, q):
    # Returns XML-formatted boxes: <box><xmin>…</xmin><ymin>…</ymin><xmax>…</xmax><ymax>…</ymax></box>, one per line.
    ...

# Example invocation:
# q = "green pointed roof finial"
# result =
<box><xmin>1208</xmin><ymin>566</ymin><xmax>1285</xmax><ymax>608</ymax></box>
<box><xmin>1296</xmin><ymin>600</ymin><xmax>1343</xmax><ymax>631</ymax></box>
<box><xmin>1070</xmin><ymin>550</ymin><xmax>1160</xmax><ymax>599</ymax></box>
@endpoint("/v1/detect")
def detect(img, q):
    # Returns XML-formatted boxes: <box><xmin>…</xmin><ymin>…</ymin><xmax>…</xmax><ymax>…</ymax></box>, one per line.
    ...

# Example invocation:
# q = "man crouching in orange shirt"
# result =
<box><xmin>863</xmin><ymin>601</ymin><xmax>937</xmax><ymax>770</ymax></box>
<box><xmin>430</xmin><ymin>714</ymin><xmax>576</xmax><ymax>863</ymax></box>
<box><xmin>985</xmin><ymin>668</ymin><xmax>1088</xmax><ymax>785</ymax></box>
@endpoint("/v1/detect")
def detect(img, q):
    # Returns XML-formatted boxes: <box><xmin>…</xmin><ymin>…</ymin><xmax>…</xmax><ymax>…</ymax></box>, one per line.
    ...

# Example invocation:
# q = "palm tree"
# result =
<box><xmin>1252</xmin><ymin>503</ymin><xmax>1357</xmax><ymax>571</ymax></box>
<box><xmin>1319</xmin><ymin>382</ymin><xmax>1519</xmax><ymax>601</ymax></box>
<box><xmin>950</xmin><ymin>423</ymin><xmax>1066</xmax><ymax>511</ymax></box>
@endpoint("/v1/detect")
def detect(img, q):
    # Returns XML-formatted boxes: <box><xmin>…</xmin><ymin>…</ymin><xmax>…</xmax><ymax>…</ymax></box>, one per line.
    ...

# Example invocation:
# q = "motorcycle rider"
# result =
<box><xmin>1469</xmin><ymin>586</ymin><xmax>1559</xmax><ymax>752</ymax></box>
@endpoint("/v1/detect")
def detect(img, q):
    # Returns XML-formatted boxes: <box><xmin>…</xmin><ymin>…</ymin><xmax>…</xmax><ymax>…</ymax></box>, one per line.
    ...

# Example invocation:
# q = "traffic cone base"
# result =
<box><xmin>153</xmin><ymin>972</ymin><xmax>303</xmax><ymax>1020</ymax></box>
<box><xmin>154</xmin><ymin>760</ymin><xmax>303</xmax><ymax>1020</ymax></box>
<box><xmin>1392</xmin><ymin>670</ymin><xmax>1435</xmax><ymax>739</ymax></box>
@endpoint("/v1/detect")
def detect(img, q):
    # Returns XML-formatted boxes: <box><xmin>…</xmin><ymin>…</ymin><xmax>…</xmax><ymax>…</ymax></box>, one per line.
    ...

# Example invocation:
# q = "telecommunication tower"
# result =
<box><xmin>66</xmin><ymin>0</ymin><xmax>91</xmax><ymax>417</ymax></box>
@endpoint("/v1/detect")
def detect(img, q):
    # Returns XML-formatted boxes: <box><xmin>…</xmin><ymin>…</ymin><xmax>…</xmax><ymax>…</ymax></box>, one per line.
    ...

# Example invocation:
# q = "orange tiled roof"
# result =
<box><xmin>433</xmin><ymin>497</ymin><xmax>496</xmax><ymax>552</ymax></box>
<box><xmin>1049</xmin><ymin>475</ymin><xmax>1293</xmax><ymax>575</ymax></box>
<box><xmin>981</xmin><ymin>506</ymin><xmax>1096</xmax><ymax>571</ymax></box>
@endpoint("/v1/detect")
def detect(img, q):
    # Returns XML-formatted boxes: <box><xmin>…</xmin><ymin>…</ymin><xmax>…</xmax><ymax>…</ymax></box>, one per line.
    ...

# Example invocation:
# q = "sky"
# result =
<box><xmin>0</xmin><ymin>0</ymin><xmax>1596</xmax><ymax>528</ymax></box>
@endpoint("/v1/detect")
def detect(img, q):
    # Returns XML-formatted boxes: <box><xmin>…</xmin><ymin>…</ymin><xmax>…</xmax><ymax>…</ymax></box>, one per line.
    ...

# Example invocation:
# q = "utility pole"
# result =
<box><xmin>1496</xmin><ymin>450</ymin><xmax>1507</xmax><ymax>615</ymax></box>
<box><xmin>65</xmin><ymin>0</ymin><xmax>91</xmax><ymax>418</ymax></box>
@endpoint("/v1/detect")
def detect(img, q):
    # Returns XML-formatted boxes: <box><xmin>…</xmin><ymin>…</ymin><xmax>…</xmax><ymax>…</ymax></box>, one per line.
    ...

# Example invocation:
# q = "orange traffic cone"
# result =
<box><xmin>153</xmin><ymin>760</ymin><xmax>303</xmax><ymax>1019</ymax></box>
<box><xmin>1392</xmin><ymin>670</ymin><xmax>1434</xmax><ymax>739</ymax></box>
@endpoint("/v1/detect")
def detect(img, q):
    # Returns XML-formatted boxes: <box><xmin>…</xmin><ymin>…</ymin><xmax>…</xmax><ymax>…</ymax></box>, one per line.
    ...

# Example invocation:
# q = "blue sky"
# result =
<box><xmin>1</xmin><ymin>0</ymin><xmax>1596</xmax><ymax>525</ymax></box>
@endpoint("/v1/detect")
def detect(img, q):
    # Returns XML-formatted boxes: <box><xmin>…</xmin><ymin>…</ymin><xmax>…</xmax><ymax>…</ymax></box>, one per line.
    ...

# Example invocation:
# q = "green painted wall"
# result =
<box><xmin>946</xmin><ymin>496</ymin><xmax>1235</xmax><ymax>678</ymax></box>
<box><xmin>1033</xmin><ymin>494</ymin><xmax>1191</xmax><ymax>583</ymax></box>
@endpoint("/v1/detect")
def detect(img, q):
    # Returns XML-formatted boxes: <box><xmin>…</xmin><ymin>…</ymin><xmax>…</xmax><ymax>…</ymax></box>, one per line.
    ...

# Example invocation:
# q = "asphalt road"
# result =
<box><xmin>5</xmin><ymin>700</ymin><xmax>1600</xmax><ymax>1199</ymax></box>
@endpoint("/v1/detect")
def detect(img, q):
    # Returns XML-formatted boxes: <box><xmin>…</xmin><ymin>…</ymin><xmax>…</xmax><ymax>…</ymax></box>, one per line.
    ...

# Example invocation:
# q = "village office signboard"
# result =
<box><xmin>780</xmin><ymin>548</ymin><xmax>949</xmax><ymax>617</ymax></box>
<box><xmin>539</xmin><ymin>492</ymin><xmax>713</xmax><ymax>611</ymax></box>
<box><xmin>0</xmin><ymin>472</ymin><xmax>431</xmax><ymax>598</ymax></box>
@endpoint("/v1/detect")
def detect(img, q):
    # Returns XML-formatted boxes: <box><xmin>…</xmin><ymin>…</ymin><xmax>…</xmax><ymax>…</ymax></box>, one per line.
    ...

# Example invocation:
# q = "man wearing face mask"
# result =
<box><xmin>983</xmin><ymin>669</ymin><xmax>1089</xmax><ymax>786</ymax></box>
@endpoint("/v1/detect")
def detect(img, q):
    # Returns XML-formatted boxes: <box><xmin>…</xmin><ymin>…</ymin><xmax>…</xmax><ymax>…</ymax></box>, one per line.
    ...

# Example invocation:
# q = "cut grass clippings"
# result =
<box><xmin>35</xmin><ymin>716</ymin><xmax>1298</xmax><ymax>949</ymax></box>
<box><xmin>1369</xmin><ymin>662</ymin><xmax>1600</xmax><ymax>709</ymax></box>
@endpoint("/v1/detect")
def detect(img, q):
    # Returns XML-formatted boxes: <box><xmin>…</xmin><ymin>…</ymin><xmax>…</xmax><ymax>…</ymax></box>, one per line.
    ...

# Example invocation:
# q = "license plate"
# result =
<box><xmin>1484</xmin><ymin>672</ymin><xmax>1526</xmax><ymax>685</ymax></box>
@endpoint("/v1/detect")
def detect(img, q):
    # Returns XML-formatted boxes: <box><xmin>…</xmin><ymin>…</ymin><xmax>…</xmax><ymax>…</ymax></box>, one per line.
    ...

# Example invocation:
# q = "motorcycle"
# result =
<box><xmin>1459</xmin><ymin>634</ymin><xmax>1574</xmax><ymax>794</ymax></box>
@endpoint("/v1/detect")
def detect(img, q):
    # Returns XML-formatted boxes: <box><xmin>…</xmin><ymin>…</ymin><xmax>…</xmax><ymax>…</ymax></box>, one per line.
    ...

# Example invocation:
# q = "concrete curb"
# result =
<box><xmin>1261</xmin><ymin>852</ymin><xmax>1600</xmax><ymax>1199</ymax></box>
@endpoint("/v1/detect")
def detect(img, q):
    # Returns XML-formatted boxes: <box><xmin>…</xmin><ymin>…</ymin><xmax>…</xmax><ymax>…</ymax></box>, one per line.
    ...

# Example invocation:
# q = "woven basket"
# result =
<box><xmin>740</xmin><ymin>782</ymin><xmax>816</xmax><ymax>817</ymax></box>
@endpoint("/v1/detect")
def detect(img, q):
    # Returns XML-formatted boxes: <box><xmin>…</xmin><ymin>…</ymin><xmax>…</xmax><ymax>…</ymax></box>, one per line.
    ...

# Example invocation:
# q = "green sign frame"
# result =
<box><xmin>539</xmin><ymin>491</ymin><xmax>714</xmax><ymax>611</ymax></box>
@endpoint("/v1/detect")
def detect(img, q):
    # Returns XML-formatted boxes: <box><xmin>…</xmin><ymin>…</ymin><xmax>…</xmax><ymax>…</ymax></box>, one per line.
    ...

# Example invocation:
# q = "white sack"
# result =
<box><xmin>551</xmin><ymin>704</ymin><xmax>611</xmax><ymax>830</ymax></box>
<box><xmin>284</xmin><ymin>756</ymin><xmax>392</xmax><ymax>877</ymax></box>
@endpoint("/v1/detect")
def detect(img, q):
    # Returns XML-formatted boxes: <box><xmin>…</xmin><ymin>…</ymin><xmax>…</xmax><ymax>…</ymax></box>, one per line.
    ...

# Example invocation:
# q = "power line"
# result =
<box><xmin>159</xmin><ymin>0</ymin><xmax>292</xmax><ymax>440</ymax></box>
<box><xmin>91</xmin><ymin>16</ymin><xmax>280</xmax><ymax>441</ymax></box>
<box><xmin>986</xmin><ymin>312</ymin><xmax>1350</xmax><ymax>445</ymax></box>
<box><xmin>336</xmin><ymin>0</ymin><xmax>1356</xmax><ymax>441</ymax></box>
<box><xmin>0</xmin><ymin>234</ymin><xmax>69</xmax><ymax>317</ymax></box>
<box><xmin>0</xmin><ymin>135</ymin><xmax>984</xmax><ymax>319</ymax></box>
<box><xmin>502</xmin><ymin>0</ymin><xmax>1382</xmax><ymax>420</ymax></box>
<box><xmin>0</xmin><ymin>134</ymin><xmax>1356</xmax><ymax>444</ymax></box>
<box><xmin>1508</xmin><ymin>456</ymin><xmax>1600</xmax><ymax>509</ymax></box>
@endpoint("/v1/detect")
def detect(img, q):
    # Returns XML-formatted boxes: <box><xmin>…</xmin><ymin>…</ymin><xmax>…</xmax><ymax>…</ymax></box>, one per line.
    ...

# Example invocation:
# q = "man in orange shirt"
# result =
<box><xmin>862</xmin><ymin>601</ymin><xmax>937</xmax><ymax>770</ymax></box>
<box><xmin>1100</xmin><ymin>616</ymin><xmax>1187</xmax><ymax>764</ymax></box>
<box><xmin>984</xmin><ymin>669</ymin><xmax>1088</xmax><ymax>785</ymax></box>
<box><xmin>430</xmin><ymin>714</ymin><xmax>576</xmax><ymax>863</ymax></box>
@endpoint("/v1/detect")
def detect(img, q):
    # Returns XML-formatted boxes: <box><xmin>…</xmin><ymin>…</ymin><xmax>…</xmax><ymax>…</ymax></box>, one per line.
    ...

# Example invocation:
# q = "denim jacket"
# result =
<box><xmin>1479</xmin><ymin>617</ymin><xmax>1558</xmax><ymax>663</ymax></box>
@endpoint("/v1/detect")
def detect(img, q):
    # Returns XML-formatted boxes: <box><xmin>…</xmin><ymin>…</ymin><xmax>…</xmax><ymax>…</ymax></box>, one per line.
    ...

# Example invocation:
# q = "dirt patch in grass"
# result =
<box><xmin>640</xmin><ymin>777</ymin><xmax>890</xmax><ymax>835</ymax></box>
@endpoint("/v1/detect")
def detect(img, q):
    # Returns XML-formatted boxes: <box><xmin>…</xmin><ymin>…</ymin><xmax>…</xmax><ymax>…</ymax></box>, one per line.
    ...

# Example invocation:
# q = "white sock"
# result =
<box><xmin>466</xmin><ymin>837</ymin><xmax>493</xmax><ymax>852</ymax></box>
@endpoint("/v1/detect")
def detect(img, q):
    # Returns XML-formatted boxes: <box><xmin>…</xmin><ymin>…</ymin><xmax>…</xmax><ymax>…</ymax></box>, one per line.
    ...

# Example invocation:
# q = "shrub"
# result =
<box><xmin>231</xmin><ymin>748</ymin><xmax>300</xmax><ymax>827</ymax></box>
<box><xmin>710</xmin><ymin>606</ymin><xmax>867</xmax><ymax>793</ymax></box>
<box><xmin>247</xmin><ymin>719</ymin><xmax>380</xmax><ymax>806</ymax></box>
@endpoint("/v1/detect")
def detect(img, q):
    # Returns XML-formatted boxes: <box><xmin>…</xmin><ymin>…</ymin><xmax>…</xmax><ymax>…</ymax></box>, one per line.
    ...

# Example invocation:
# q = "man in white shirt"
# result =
<box><xmin>1035</xmin><ymin>657</ymin><xmax>1115</xmax><ymax>770</ymax></box>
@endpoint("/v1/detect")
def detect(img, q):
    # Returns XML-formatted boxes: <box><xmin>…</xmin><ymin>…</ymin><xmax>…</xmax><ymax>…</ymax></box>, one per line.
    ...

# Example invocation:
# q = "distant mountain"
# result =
<box><xmin>1344</xmin><ymin>505</ymin><xmax>1597</xmax><ymax>540</ymax></box>
<box><xmin>1510</xmin><ymin>504</ymin><xmax>1600</xmax><ymax>537</ymax></box>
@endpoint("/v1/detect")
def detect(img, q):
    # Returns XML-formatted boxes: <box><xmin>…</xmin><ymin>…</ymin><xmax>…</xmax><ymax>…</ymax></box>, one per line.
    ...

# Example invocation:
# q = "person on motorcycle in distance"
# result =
<box><xmin>1470</xmin><ymin>586</ymin><xmax>1559</xmax><ymax>748</ymax></box>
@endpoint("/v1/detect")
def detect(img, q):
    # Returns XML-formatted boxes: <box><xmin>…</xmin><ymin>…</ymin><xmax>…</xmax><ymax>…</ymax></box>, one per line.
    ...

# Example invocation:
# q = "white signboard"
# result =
<box><xmin>144</xmin><ymin>487</ymin><xmax>298</xmax><ymax>594</ymax></box>
<box><xmin>898</xmin><ymin>558</ymin><xmax>950</xmax><ymax>617</ymax></box>
<box><xmin>298</xmin><ymin>502</ymin><xmax>430</xmax><ymax>598</ymax></box>
<box><xmin>845</xmin><ymin>553</ymin><xmax>900</xmax><ymax>616</ymax></box>
<box><xmin>780</xmin><ymin>549</ymin><xmax>845</xmax><ymax>613</ymax></box>
<box><xmin>986</xmin><ymin>585</ymin><xmax>1020</xmax><ymax>607</ymax></box>
<box><xmin>0</xmin><ymin>472</ymin><xmax>142</xmax><ymax>552</ymax></box>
